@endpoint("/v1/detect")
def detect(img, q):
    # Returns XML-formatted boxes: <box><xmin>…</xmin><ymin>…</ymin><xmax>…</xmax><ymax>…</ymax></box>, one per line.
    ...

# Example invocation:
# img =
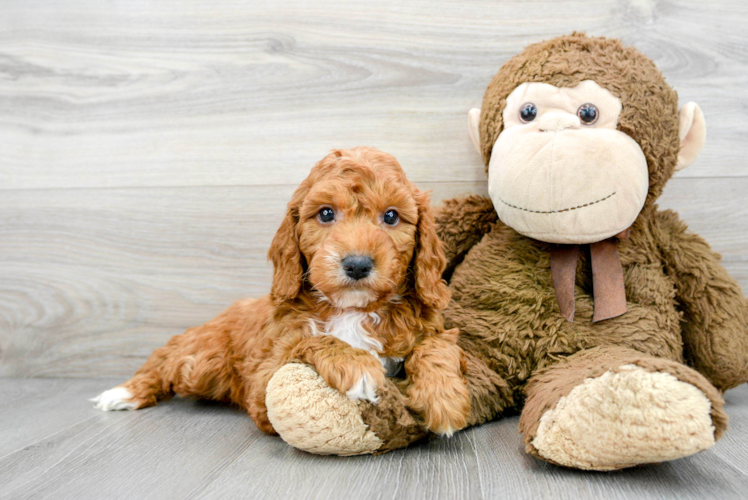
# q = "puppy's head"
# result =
<box><xmin>268</xmin><ymin>147</ymin><xmax>450</xmax><ymax>310</ymax></box>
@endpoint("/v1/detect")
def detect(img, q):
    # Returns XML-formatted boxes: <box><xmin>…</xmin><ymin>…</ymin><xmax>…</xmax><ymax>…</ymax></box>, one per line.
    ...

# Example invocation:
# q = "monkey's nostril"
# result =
<box><xmin>341</xmin><ymin>255</ymin><xmax>373</xmax><ymax>281</ymax></box>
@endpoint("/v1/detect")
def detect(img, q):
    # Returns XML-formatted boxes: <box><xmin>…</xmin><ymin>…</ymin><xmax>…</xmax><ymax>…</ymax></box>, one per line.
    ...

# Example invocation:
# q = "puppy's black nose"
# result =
<box><xmin>342</xmin><ymin>255</ymin><xmax>373</xmax><ymax>281</ymax></box>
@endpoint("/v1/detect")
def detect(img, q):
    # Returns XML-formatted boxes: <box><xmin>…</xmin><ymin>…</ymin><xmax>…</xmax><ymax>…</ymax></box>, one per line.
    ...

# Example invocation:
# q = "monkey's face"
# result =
<box><xmin>486</xmin><ymin>80</ymin><xmax>648</xmax><ymax>244</ymax></box>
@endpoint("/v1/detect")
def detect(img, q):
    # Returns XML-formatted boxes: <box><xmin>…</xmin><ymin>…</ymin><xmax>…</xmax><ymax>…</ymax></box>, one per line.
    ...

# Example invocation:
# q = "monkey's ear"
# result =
<box><xmin>468</xmin><ymin>108</ymin><xmax>482</xmax><ymax>155</ymax></box>
<box><xmin>675</xmin><ymin>102</ymin><xmax>706</xmax><ymax>171</ymax></box>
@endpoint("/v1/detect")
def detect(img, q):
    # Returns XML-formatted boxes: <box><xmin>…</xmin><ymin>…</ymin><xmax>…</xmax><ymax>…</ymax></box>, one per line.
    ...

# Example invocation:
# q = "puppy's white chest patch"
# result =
<box><xmin>309</xmin><ymin>311</ymin><xmax>403</xmax><ymax>376</ymax></box>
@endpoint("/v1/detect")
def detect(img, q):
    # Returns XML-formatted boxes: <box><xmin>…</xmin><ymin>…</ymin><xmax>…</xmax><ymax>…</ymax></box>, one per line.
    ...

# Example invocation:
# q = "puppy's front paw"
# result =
<box><xmin>404</xmin><ymin>335</ymin><xmax>471</xmax><ymax>437</ymax></box>
<box><xmin>419</xmin><ymin>387</ymin><xmax>470</xmax><ymax>437</ymax></box>
<box><xmin>345</xmin><ymin>373</ymin><xmax>379</xmax><ymax>402</ymax></box>
<box><xmin>90</xmin><ymin>387</ymin><xmax>139</xmax><ymax>411</ymax></box>
<box><xmin>407</xmin><ymin>377</ymin><xmax>470</xmax><ymax>437</ymax></box>
<box><xmin>318</xmin><ymin>354</ymin><xmax>386</xmax><ymax>404</ymax></box>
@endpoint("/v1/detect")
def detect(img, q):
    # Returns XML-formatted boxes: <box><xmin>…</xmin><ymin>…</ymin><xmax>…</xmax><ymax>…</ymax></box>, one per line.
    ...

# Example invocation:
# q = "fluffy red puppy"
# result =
<box><xmin>92</xmin><ymin>147</ymin><xmax>470</xmax><ymax>437</ymax></box>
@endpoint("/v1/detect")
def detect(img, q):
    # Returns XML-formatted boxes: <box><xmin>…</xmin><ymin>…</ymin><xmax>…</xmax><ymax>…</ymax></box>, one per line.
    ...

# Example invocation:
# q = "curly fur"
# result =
<box><xmin>98</xmin><ymin>147</ymin><xmax>469</xmax><ymax>437</ymax></box>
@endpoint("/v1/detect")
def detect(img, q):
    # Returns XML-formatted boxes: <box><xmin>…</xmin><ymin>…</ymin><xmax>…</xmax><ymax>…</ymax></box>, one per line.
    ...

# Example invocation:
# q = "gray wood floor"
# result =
<box><xmin>0</xmin><ymin>379</ymin><xmax>747</xmax><ymax>500</ymax></box>
<box><xmin>3</xmin><ymin>1</ymin><xmax>748</xmax><ymax>498</ymax></box>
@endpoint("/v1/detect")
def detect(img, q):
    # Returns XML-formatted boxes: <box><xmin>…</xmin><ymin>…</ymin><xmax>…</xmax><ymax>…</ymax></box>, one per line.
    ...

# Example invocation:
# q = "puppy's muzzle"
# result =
<box><xmin>342</xmin><ymin>255</ymin><xmax>373</xmax><ymax>281</ymax></box>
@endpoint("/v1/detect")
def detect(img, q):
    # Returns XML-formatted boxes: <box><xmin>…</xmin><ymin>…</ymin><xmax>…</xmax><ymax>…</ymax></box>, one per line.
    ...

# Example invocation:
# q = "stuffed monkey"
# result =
<box><xmin>265</xmin><ymin>34</ymin><xmax>748</xmax><ymax>470</ymax></box>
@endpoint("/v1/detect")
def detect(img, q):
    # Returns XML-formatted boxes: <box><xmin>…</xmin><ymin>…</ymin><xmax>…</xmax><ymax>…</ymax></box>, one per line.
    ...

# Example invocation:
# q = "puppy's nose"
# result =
<box><xmin>342</xmin><ymin>255</ymin><xmax>373</xmax><ymax>281</ymax></box>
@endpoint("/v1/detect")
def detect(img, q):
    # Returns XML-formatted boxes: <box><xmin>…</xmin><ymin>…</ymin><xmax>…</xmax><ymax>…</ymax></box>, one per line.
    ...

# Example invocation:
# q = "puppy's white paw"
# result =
<box><xmin>90</xmin><ymin>387</ymin><xmax>139</xmax><ymax>411</ymax></box>
<box><xmin>345</xmin><ymin>374</ymin><xmax>378</xmax><ymax>403</ymax></box>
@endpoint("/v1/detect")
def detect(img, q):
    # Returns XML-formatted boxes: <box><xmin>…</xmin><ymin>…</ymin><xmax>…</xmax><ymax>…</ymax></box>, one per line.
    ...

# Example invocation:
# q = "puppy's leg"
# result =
<box><xmin>403</xmin><ymin>329</ymin><xmax>470</xmax><ymax>436</ymax></box>
<box><xmin>92</xmin><ymin>338</ymin><xmax>183</xmax><ymax>411</ymax></box>
<box><xmin>92</xmin><ymin>299</ymin><xmax>258</xmax><ymax>411</ymax></box>
<box><xmin>92</xmin><ymin>328</ymin><xmax>232</xmax><ymax>411</ymax></box>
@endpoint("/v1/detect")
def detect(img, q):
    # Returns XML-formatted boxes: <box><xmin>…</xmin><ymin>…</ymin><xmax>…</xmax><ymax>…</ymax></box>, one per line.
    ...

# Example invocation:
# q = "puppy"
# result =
<box><xmin>92</xmin><ymin>147</ymin><xmax>470</xmax><ymax>436</ymax></box>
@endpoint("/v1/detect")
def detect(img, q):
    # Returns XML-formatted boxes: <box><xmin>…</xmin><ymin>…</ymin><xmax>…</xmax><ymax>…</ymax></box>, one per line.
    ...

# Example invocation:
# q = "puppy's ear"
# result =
<box><xmin>413</xmin><ymin>189</ymin><xmax>451</xmax><ymax>310</ymax></box>
<box><xmin>268</xmin><ymin>201</ymin><xmax>304</xmax><ymax>305</ymax></box>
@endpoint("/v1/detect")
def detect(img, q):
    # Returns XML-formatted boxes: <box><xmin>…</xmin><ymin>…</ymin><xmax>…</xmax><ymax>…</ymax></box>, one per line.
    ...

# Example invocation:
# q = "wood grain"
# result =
<box><xmin>1</xmin><ymin>0</ymin><xmax>748</xmax><ymax>378</ymax></box>
<box><xmin>1</xmin><ymin>379</ymin><xmax>747</xmax><ymax>500</ymax></box>
<box><xmin>1</xmin><ymin>0</ymin><xmax>747</xmax><ymax>191</ymax></box>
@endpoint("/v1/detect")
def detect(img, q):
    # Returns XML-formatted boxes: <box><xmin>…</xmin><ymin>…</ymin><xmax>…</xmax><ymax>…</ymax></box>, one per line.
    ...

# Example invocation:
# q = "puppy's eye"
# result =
<box><xmin>318</xmin><ymin>207</ymin><xmax>335</xmax><ymax>223</ymax></box>
<box><xmin>577</xmin><ymin>103</ymin><xmax>599</xmax><ymax>125</ymax></box>
<box><xmin>519</xmin><ymin>103</ymin><xmax>537</xmax><ymax>123</ymax></box>
<box><xmin>383</xmin><ymin>209</ymin><xmax>399</xmax><ymax>226</ymax></box>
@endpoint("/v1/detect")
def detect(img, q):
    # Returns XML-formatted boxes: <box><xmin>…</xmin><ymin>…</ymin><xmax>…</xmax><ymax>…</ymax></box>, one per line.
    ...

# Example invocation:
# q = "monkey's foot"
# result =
<box><xmin>266</xmin><ymin>363</ymin><xmax>428</xmax><ymax>456</ymax></box>
<box><xmin>530</xmin><ymin>364</ymin><xmax>717</xmax><ymax>470</ymax></box>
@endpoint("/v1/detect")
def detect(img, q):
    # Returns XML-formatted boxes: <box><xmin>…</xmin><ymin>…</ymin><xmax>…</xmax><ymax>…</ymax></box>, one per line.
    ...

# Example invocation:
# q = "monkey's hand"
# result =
<box><xmin>657</xmin><ymin>209</ymin><xmax>748</xmax><ymax>391</ymax></box>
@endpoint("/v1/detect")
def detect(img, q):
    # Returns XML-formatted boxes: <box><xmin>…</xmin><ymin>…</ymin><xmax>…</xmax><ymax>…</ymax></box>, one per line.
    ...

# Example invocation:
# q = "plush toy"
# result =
<box><xmin>265</xmin><ymin>33</ymin><xmax>748</xmax><ymax>470</ymax></box>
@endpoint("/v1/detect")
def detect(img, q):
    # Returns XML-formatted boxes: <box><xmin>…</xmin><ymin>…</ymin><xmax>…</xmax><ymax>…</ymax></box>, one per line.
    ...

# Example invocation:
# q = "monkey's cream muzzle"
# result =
<box><xmin>486</xmin><ymin>81</ymin><xmax>648</xmax><ymax>245</ymax></box>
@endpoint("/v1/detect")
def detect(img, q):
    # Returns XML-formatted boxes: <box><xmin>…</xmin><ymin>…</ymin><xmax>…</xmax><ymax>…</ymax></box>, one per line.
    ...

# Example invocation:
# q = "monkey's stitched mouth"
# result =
<box><xmin>498</xmin><ymin>192</ymin><xmax>616</xmax><ymax>214</ymax></box>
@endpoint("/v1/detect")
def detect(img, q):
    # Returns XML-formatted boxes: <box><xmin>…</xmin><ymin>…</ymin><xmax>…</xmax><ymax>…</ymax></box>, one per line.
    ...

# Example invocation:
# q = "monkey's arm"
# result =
<box><xmin>434</xmin><ymin>195</ymin><xmax>500</xmax><ymax>281</ymax></box>
<box><xmin>656</xmin><ymin>209</ymin><xmax>748</xmax><ymax>391</ymax></box>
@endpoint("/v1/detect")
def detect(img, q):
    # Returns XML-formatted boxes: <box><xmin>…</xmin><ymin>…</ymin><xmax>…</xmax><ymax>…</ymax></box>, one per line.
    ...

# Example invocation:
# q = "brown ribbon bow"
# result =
<box><xmin>550</xmin><ymin>228</ymin><xmax>630</xmax><ymax>322</ymax></box>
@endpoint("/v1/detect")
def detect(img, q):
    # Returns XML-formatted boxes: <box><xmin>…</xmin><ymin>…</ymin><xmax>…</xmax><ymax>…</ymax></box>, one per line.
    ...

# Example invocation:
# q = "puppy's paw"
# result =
<box><xmin>90</xmin><ymin>387</ymin><xmax>140</xmax><ymax>411</ymax></box>
<box><xmin>318</xmin><ymin>354</ymin><xmax>386</xmax><ymax>404</ymax></box>
<box><xmin>345</xmin><ymin>373</ymin><xmax>379</xmax><ymax>402</ymax></box>
<box><xmin>420</xmin><ymin>390</ymin><xmax>470</xmax><ymax>437</ymax></box>
<box><xmin>407</xmin><ymin>375</ymin><xmax>471</xmax><ymax>437</ymax></box>
<box><xmin>403</xmin><ymin>335</ymin><xmax>471</xmax><ymax>437</ymax></box>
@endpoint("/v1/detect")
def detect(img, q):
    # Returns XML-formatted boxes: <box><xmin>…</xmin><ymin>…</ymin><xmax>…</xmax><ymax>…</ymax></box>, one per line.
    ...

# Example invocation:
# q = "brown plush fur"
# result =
<box><xmin>352</xmin><ymin>34</ymin><xmax>748</xmax><ymax>465</ymax></box>
<box><xmin>359</xmin><ymin>379</ymin><xmax>430</xmax><ymax>454</ymax></box>
<box><xmin>115</xmin><ymin>147</ymin><xmax>470</xmax><ymax>436</ymax></box>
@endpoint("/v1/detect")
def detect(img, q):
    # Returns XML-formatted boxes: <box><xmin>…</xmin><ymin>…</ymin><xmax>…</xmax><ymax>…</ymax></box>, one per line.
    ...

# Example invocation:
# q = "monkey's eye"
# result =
<box><xmin>519</xmin><ymin>103</ymin><xmax>537</xmax><ymax>123</ymax></box>
<box><xmin>577</xmin><ymin>103</ymin><xmax>599</xmax><ymax>125</ymax></box>
<box><xmin>383</xmin><ymin>209</ymin><xmax>399</xmax><ymax>226</ymax></box>
<box><xmin>318</xmin><ymin>207</ymin><xmax>335</xmax><ymax>223</ymax></box>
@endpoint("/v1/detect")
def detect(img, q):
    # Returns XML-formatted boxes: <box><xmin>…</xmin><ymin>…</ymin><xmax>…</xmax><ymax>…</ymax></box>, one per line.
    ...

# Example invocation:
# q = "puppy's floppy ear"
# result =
<box><xmin>413</xmin><ymin>189</ymin><xmax>451</xmax><ymax>310</ymax></box>
<box><xmin>268</xmin><ymin>200</ymin><xmax>305</xmax><ymax>305</ymax></box>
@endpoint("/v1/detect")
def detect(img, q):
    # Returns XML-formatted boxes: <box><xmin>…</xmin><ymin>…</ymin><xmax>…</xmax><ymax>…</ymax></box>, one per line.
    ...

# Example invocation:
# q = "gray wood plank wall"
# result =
<box><xmin>1</xmin><ymin>0</ymin><xmax>747</xmax><ymax>378</ymax></box>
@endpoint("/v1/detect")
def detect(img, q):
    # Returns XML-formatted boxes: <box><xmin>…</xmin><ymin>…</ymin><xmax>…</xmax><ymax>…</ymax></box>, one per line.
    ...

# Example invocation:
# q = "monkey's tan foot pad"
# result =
<box><xmin>266</xmin><ymin>363</ymin><xmax>383</xmax><ymax>456</ymax></box>
<box><xmin>531</xmin><ymin>364</ymin><xmax>716</xmax><ymax>471</ymax></box>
